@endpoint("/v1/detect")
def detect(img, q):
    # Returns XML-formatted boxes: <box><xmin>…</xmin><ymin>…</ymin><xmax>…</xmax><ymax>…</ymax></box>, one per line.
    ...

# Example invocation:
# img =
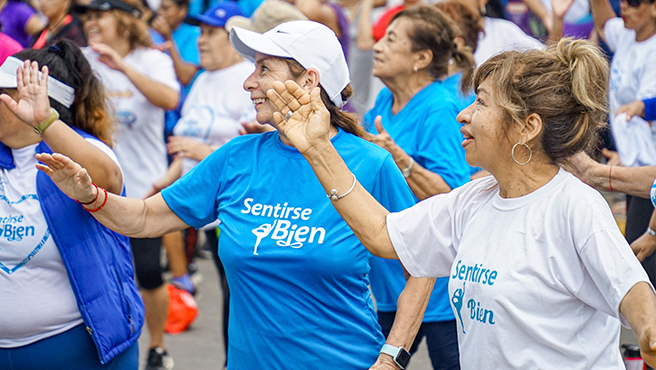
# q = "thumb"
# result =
<box><xmin>601</xmin><ymin>148</ymin><xmax>613</xmax><ymax>159</ymax></box>
<box><xmin>375</xmin><ymin>116</ymin><xmax>385</xmax><ymax>134</ymax></box>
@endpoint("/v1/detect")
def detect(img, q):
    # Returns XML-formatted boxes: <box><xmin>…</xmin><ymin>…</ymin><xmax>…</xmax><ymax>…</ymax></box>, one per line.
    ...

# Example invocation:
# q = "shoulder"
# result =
<box><xmin>130</xmin><ymin>47</ymin><xmax>173</xmax><ymax>65</ymax></box>
<box><xmin>604</xmin><ymin>17</ymin><xmax>628</xmax><ymax>37</ymax></box>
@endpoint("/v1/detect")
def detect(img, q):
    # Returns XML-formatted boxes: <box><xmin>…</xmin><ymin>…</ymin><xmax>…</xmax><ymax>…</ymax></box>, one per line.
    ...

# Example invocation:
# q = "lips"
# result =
<box><xmin>252</xmin><ymin>98</ymin><xmax>267</xmax><ymax>105</ymax></box>
<box><xmin>460</xmin><ymin>127</ymin><xmax>473</xmax><ymax>148</ymax></box>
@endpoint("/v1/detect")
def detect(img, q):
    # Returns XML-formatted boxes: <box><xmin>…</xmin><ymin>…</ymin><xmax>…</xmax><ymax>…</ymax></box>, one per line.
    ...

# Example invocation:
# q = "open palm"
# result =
<box><xmin>0</xmin><ymin>60</ymin><xmax>52</xmax><ymax>127</ymax></box>
<box><xmin>35</xmin><ymin>153</ymin><xmax>97</xmax><ymax>203</ymax></box>
<box><xmin>267</xmin><ymin>81</ymin><xmax>332</xmax><ymax>154</ymax></box>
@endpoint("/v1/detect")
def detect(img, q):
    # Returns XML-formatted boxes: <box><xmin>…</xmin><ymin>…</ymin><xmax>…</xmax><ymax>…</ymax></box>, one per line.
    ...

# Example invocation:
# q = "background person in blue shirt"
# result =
<box><xmin>37</xmin><ymin>20</ymin><xmax>435</xmax><ymax>369</ymax></box>
<box><xmin>362</xmin><ymin>6</ymin><xmax>474</xmax><ymax>370</ymax></box>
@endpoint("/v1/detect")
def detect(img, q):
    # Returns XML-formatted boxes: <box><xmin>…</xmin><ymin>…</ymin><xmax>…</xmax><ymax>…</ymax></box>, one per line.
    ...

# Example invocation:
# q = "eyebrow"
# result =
<box><xmin>255</xmin><ymin>55</ymin><xmax>274</xmax><ymax>64</ymax></box>
<box><xmin>475</xmin><ymin>87</ymin><xmax>489</xmax><ymax>96</ymax></box>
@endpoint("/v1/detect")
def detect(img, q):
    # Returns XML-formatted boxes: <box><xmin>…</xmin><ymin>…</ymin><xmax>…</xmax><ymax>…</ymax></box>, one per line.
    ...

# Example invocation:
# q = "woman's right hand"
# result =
<box><xmin>267</xmin><ymin>80</ymin><xmax>332</xmax><ymax>154</ymax></box>
<box><xmin>35</xmin><ymin>153</ymin><xmax>97</xmax><ymax>203</ymax></box>
<box><xmin>89</xmin><ymin>42</ymin><xmax>126</xmax><ymax>72</ymax></box>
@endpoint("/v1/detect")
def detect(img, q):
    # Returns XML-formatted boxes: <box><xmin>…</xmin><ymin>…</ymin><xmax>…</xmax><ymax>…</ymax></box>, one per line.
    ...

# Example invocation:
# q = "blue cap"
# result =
<box><xmin>194</xmin><ymin>2</ymin><xmax>244</xmax><ymax>28</ymax></box>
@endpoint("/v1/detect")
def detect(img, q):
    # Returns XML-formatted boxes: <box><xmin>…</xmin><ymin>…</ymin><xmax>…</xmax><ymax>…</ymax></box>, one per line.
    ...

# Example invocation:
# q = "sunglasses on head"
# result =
<box><xmin>623</xmin><ymin>0</ymin><xmax>653</xmax><ymax>8</ymax></box>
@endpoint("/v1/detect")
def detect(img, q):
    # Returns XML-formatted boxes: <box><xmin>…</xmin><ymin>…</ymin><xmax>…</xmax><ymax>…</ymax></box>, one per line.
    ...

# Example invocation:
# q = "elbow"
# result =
<box><xmin>160</xmin><ymin>92</ymin><xmax>180</xmax><ymax>110</ymax></box>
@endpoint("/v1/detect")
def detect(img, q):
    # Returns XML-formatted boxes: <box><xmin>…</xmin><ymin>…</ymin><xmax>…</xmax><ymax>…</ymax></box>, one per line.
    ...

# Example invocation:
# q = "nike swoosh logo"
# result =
<box><xmin>276</xmin><ymin>30</ymin><xmax>289</xmax><ymax>34</ymax></box>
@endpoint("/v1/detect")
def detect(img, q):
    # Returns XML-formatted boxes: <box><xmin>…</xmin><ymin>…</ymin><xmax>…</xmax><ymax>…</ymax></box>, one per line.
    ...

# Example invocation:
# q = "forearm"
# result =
<box><xmin>169</xmin><ymin>42</ymin><xmax>198</xmax><ymax>86</ymax></box>
<box><xmin>42</xmin><ymin>121</ymin><xmax>123</xmax><ymax>194</ymax></box>
<box><xmin>154</xmin><ymin>157</ymin><xmax>183</xmax><ymax>191</ymax></box>
<box><xmin>387</xmin><ymin>276</ymin><xmax>435</xmax><ymax>348</ymax></box>
<box><xmin>90</xmin><ymin>192</ymin><xmax>189</xmax><ymax>238</ymax></box>
<box><xmin>122</xmin><ymin>64</ymin><xmax>179</xmax><ymax>110</ymax></box>
<box><xmin>589</xmin><ymin>164</ymin><xmax>656</xmax><ymax>198</ymax></box>
<box><xmin>303</xmin><ymin>141</ymin><xmax>397</xmax><ymax>258</ymax></box>
<box><xmin>357</xmin><ymin>0</ymin><xmax>376</xmax><ymax>50</ymax></box>
<box><xmin>522</xmin><ymin>0</ymin><xmax>551</xmax><ymax>26</ymax></box>
<box><xmin>620</xmin><ymin>281</ymin><xmax>656</xmax><ymax>366</ymax></box>
<box><xmin>405</xmin><ymin>163</ymin><xmax>452</xmax><ymax>200</ymax></box>
<box><xmin>589</xmin><ymin>0</ymin><xmax>616</xmax><ymax>40</ymax></box>
<box><xmin>548</xmin><ymin>16</ymin><xmax>564</xmax><ymax>43</ymax></box>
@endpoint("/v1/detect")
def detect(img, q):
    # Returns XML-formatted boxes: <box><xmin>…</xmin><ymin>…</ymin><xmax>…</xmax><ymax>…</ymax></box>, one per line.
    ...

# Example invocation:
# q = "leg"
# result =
<box><xmin>625</xmin><ymin>195</ymin><xmax>656</xmax><ymax>286</ymax></box>
<box><xmin>206</xmin><ymin>228</ymin><xmax>230</xmax><ymax>367</ymax></box>
<box><xmin>422</xmin><ymin>320</ymin><xmax>461</xmax><ymax>370</ymax></box>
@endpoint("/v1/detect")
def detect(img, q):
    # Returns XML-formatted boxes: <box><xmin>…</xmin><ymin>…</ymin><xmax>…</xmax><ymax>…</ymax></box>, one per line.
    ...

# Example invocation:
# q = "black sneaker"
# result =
<box><xmin>145</xmin><ymin>346</ymin><xmax>174</xmax><ymax>370</ymax></box>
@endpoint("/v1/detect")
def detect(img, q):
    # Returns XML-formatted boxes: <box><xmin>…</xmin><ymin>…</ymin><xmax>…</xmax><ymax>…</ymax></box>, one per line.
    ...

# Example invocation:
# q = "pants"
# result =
<box><xmin>378</xmin><ymin>311</ymin><xmax>460</xmax><ymax>370</ymax></box>
<box><xmin>0</xmin><ymin>324</ymin><xmax>138</xmax><ymax>370</ymax></box>
<box><xmin>131</xmin><ymin>237</ymin><xmax>164</xmax><ymax>290</ymax></box>
<box><xmin>625</xmin><ymin>195</ymin><xmax>656</xmax><ymax>286</ymax></box>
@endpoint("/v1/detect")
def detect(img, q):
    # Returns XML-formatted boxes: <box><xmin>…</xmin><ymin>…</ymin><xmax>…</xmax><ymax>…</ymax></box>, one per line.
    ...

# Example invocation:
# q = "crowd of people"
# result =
<box><xmin>0</xmin><ymin>0</ymin><xmax>655</xmax><ymax>368</ymax></box>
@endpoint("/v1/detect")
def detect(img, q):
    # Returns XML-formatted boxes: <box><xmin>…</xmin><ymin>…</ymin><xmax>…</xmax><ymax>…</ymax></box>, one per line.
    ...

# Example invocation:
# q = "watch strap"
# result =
<box><xmin>380</xmin><ymin>344</ymin><xmax>411</xmax><ymax>369</ymax></box>
<box><xmin>34</xmin><ymin>108</ymin><xmax>59</xmax><ymax>136</ymax></box>
<box><xmin>647</xmin><ymin>227</ymin><xmax>656</xmax><ymax>237</ymax></box>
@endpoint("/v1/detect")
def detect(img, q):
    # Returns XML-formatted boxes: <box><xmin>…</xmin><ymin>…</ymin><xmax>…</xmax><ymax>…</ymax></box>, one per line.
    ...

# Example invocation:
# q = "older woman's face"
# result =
<box><xmin>243</xmin><ymin>53</ymin><xmax>298</xmax><ymax>125</ymax></box>
<box><xmin>83</xmin><ymin>11</ymin><xmax>120</xmax><ymax>44</ymax></box>
<box><xmin>372</xmin><ymin>17</ymin><xmax>421</xmax><ymax>79</ymax></box>
<box><xmin>620</xmin><ymin>0</ymin><xmax>656</xmax><ymax>34</ymax></box>
<box><xmin>457</xmin><ymin>77</ymin><xmax>514</xmax><ymax>170</ymax></box>
<box><xmin>198</xmin><ymin>24</ymin><xmax>234</xmax><ymax>71</ymax></box>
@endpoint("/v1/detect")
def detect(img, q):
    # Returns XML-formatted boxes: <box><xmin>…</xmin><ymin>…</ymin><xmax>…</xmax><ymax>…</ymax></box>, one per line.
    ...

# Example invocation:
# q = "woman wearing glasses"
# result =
<box><xmin>589</xmin><ymin>0</ymin><xmax>656</xmax><ymax>285</ymax></box>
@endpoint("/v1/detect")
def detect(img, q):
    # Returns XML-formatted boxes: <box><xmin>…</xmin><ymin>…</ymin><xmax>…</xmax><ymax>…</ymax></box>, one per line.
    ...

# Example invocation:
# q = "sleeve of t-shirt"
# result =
<box><xmin>161</xmin><ymin>142</ymin><xmax>230</xmax><ymax>227</ymax></box>
<box><xmin>369</xmin><ymin>153</ymin><xmax>416</xmax><ymax>212</ymax></box>
<box><xmin>644</xmin><ymin>97</ymin><xmax>656</xmax><ymax>121</ymax></box>
<box><xmin>416</xmin><ymin>103</ymin><xmax>470</xmax><ymax>189</ymax></box>
<box><xmin>145</xmin><ymin>51</ymin><xmax>180</xmax><ymax>91</ymax></box>
<box><xmin>603</xmin><ymin>17</ymin><xmax>626</xmax><ymax>53</ymax></box>
<box><xmin>16</xmin><ymin>3</ymin><xmax>36</xmax><ymax>29</ymax></box>
<box><xmin>387</xmin><ymin>192</ymin><xmax>459</xmax><ymax>278</ymax></box>
<box><xmin>178</xmin><ymin>28</ymin><xmax>200</xmax><ymax>65</ymax></box>
<box><xmin>636</xmin><ymin>52</ymin><xmax>656</xmax><ymax>102</ymax></box>
<box><xmin>576</xmin><ymin>227</ymin><xmax>652</xmax><ymax>324</ymax></box>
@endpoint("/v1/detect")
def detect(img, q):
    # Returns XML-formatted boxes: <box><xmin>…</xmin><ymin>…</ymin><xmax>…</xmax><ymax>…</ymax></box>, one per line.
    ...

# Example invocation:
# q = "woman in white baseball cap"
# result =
<box><xmin>35</xmin><ymin>20</ymin><xmax>431</xmax><ymax>369</ymax></box>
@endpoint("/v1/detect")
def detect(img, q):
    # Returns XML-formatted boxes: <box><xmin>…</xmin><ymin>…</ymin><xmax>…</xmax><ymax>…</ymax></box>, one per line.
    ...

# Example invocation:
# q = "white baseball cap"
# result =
<box><xmin>230</xmin><ymin>20</ymin><xmax>349</xmax><ymax>108</ymax></box>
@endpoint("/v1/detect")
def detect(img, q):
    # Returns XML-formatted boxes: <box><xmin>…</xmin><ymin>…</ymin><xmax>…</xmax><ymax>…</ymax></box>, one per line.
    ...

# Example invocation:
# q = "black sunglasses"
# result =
<box><xmin>623</xmin><ymin>0</ymin><xmax>653</xmax><ymax>8</ymax></box>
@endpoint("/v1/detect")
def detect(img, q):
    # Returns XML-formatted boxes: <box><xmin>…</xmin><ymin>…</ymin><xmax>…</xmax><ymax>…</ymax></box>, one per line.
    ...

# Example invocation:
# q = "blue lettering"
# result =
<box><xmin>458</xmin><ymin>265</ymin><xmax>466</xmax><ymax>280</ymax></box>
<box><xmin>467</xmin><ymin>299</ymin><xmax>495</xmax><ymax>325</ymax></box>
<box><xmin>488</xmin><ymin>271</ymin><xmax>497</xmax><ymax>286</ymax></box>
<box><xmin>452</xmin><ymin>260</ymin><xmax>461</xmax><ymax>279</ymax></box>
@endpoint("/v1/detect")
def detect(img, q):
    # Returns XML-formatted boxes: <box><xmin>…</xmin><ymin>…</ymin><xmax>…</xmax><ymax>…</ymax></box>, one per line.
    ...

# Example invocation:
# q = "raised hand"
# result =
<box><xmin>0</xmin><ymin>60</ymin><xmax>52</xmax><ymax>127</ymax></box>
<box><xmin>35</xmin><ymin>153</ymin><xmax>97</xmax><ymax>203</ymax></box>
<box><xmin>552</xmin><ymin>0</ymin><xmax>574</xmax><ymax>19</ymax></box>
<box><xmin>90</xmin><ymin>42</ymin><xmax>126</xmax><ymax>72</ymax></box>
<box><xmin>267</xmin><ymin>80</ymin><xmax>331</xmax><ymax>154</ymax></box>
<box><xmin>167</xmin><ymin>136</ymin><xmax>214</xmax><ymax>161</ymax></box>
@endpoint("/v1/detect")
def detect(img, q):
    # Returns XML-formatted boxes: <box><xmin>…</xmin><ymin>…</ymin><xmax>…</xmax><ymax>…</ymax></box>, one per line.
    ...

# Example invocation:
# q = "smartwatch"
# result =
<box><xmin>380</xmin><ymin>344</ymin><xmax>411</xmax><ymax>369</ymax></box>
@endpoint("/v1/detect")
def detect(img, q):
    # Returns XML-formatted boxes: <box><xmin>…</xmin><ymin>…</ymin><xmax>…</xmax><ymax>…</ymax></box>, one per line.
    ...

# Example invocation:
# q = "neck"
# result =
<box><xmin>111</xmin><ymin>39</ymin><xmax>132</xmax><ymax>58</ymax></box>
<box><xmin>214</xmin><ymin>52</ymin><xmax>244</xmax><ymax>71</ymax></box>
<box><xmin>382</xmin><ymin>72</ymin><xmax>434</xmax><ymax>114</ymax></box>
<box><xmin>635</xmin><ymin>23</ymin><xmax>656</xmax><ymax>42</ymax></box>
<box><xmin>48</xmin><ymin>12</ymin><xmax>69</xmax><ymax>32</ymax></box>
<box><xmin>279</xmin><ymin>125</ymin><xmax>339</xmax><ymax>147</ymax></box>
<box><xmin>491</xmin><ymin>159</ymin><xmax>559</xmax><ymax>198</ymax></box>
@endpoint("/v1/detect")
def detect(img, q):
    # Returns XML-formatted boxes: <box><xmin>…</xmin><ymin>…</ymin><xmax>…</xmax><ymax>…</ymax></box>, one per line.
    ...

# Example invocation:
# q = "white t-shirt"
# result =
<box><xmin>0</xmin><ymin>140</ymin><xmax>121</xmax><ymax>347</ymax></box>
<box><xmin>387</xmin><ymin>169</ymin><xmax>650</xmax><ymax>369</ymax></box>
<box><xmin>474</xmin><ymin>17</ymin><xmax>544</xmax><ymax>66</ymax></box>
<box><xmin>84</xmin><ymin>47</ymin><xmax>179</xmax><ymax>199</ymax></box>
<box><xmin>539</xmin><ymin>0</ymin><xmax>589</xmax><ymax>24</ymax></box>
<box><xmin>173</xmin><ymin>60</ymin><xmax>255</xmax><ymax>176</ymax></box>
<box><xmin>604</xmin><ymin>18</ymin><xmax>656</xmax><ymax>166</ymax></box>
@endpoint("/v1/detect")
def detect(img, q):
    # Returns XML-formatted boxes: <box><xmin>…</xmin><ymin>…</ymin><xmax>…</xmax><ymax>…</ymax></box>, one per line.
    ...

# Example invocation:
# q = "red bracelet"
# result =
<box><xmin>608</xmin><ymin>165</ymin><xmax>613</xmax><ymax>192</ymax></box>
<box><xmin>84</xmin><ymin>187</ymin><xmax>108</xmax><ymax>213</ymax></box>
<box><xmin>76</xmin><ymin>183</ymin><xmax>99</xmax><ymax>205</ymax></box>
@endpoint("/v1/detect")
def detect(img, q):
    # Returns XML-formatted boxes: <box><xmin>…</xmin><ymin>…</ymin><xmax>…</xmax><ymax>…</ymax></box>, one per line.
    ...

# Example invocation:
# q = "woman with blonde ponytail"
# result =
<box><xmin>266</xmin><ymin>37</ymin><xmax>656</xmax><ymax>369</ymax></box>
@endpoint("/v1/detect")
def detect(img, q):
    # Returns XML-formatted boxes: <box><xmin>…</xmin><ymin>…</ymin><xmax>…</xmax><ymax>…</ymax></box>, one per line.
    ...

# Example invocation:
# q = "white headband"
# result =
<box><xmin>0</xmin><ymin>57</ymin><xmax>76</xmax><ymax>108</ymax></box>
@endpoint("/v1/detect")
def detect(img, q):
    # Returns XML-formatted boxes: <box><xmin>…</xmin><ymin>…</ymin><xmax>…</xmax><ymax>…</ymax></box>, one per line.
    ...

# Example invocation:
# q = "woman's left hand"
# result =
<box><xmin>166</xmin><ymin>136</ymin><xmax>214</xmax><ymax>161</ymax></box>
<box><xmin>267</xmin><ymin>80</ymin><xmax>332</xmax><ymax>154</ymax></box>
<box><xmin>640</xmin><ymin>326</ymin><xmax>656</xmax><ymax>367</ymax></box>
<box><xmin>90</xmin><ymin>42</ymin><xmax>126</xmax><ymax>72</ymax></box>
<box><xmin>631</xmin><ymin>233</ymin><xmax>656</xmax><ymax>262</ymax></box>
<box><xmin>368</xmin><ymin>354</ymin><xmax>399</xmax><ymax>370</ymax></box>
<box><xmin>0</xmin><ymin>59</ymin><xmax>52</xmax><ymax>128</ymax></box>
<box><xmin>369</xmin><ymin>115</ymin><xmax>405</xmax><ymax>158</ymax></box>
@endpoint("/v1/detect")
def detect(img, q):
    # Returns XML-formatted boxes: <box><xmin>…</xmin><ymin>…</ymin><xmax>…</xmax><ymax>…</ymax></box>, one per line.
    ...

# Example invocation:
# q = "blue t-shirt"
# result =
<box><xmin>364</xmin><ymin>81</ymin><xmax>470</xmax><ymax>322</ymax></box>
<box><xmin>189</xmin><ymin>0</ymin><xmax>264</xmax><ymax>17</ymax></box>
<box><xmin>162</xmin><ymin>129</ymin><xmax>415</xmax><ymax>368</ymax></box>
<box><xmin>445</xmin><ymin>73</ymin><xmax>481</xmax><ymax>175</ymax></box>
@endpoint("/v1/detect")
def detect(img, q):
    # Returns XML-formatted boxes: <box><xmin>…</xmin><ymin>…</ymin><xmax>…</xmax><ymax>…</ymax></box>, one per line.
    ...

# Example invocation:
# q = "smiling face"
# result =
<box><xmin>243</xmin><ymin>53</ymin><xmax>302</xmax><ymax>125</ymax></box>
<box><xmin>83</xmin><ymin>11</ymin><xmax>120</xmax><ymax>44</ymax></box>
<box><xmin>372</xmin><ymin>17</ymin><xmax>420</xmax><ymax>79</ymax></box>
<box><xmin>620</xmin><ymin>0</ymin><xmax>656</xmax><ymax>38</ymax></box>
<box><xmin>457</xmin><ymin>77</ymin><xmax>516</xmax><ymax>171</ymax></box>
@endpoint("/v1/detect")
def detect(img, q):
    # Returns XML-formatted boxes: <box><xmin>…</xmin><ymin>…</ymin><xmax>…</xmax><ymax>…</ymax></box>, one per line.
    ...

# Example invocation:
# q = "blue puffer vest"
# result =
<box><xmin>0</xmin><ymin>130</ymin><xmax>144</xmax><ymax>364</ymax></box>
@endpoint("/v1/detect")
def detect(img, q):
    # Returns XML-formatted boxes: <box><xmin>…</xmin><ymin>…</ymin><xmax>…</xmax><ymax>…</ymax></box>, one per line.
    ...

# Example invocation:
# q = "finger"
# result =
<box><xmin>0</xmin><ymin>93</ymin><xmax>18</xmax><ymax>112</ymax></box>
<box><xmin>374</xmin><ymin>116</ymin><xmax>385</xmax><ymax>134</ymax></box>
<box><xmin>601</xmin><ymin>148</ymin><xmax>612</xmax><ymax>159</ymax></box>
<box><xmin>31</xmin><ymin>61</ymin><xmax>40</xmax><ymax>87</ymax></box>
<box><xmin>35</xmin><ymin>163</ymin><xmax>55</xmax><ymax>176</ymax></box>
<box><xmin>266</xmin><ymin>85</ymin><xmax>288</xmax><ymax>114</ymax></box>
<box><xmin>272</xmin><ymin>111</ymin><xmax>286</xmax><ymax>127</ymax></box>
<box><xmin>284</xmin><ymin>80</ymin><xmax>311</xmax><ymax>106</ymax></box>
<box><xmin>276</xmin><ymin>85</ymin><xmax>303</xmax><ymax>112</ymax></box>
<box><xmin>40</xmin><ymin>65</ymin><xmax>49</xmax><ymax>89</ymax></box>
<box><xmin>309</xmin><ymin>87</ymin><xmax>324</xmax><ymax>112</ymax></box>
<box><xmin>16</xmin><ymin>64</ymin><xmax>24</xmax><ymax>90</ymax></box>
<box><xmin>22</xmin><ymin>60</ymin><xmax>31</xmax><ymax>86</ymax></box>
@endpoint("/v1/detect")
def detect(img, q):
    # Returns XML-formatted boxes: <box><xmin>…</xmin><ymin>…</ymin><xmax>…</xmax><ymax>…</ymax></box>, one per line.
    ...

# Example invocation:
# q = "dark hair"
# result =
<box><xmin>434</xmin><ymin>0</ymin><xmax>483</xmax><ymax>52</ymax></box>
<box><xmin>391</xmin><ymin>5</ymin><xmax>474</xmax><ymax>94</ymax></box>
<box><xmin>282</xmin><ymin>59</ymin><xmax>367</xmax><ymax>139</ymax></box>
<box><xmin>14</xmin><ymin>41</ymin><xmax>115</xmax><ymax>146</ymax></box>
<box><xmin>472</xmin><ymin>38</ymin><xmax>609</xmax><ymax>163</ymax></box>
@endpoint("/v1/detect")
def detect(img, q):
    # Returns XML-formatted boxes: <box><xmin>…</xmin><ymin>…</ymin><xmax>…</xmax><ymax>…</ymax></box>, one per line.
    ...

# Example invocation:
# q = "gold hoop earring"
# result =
<box><xmin>511</xmin><ymin>142</ymin><xmax>532</xmax><ymax>165</ymax></box>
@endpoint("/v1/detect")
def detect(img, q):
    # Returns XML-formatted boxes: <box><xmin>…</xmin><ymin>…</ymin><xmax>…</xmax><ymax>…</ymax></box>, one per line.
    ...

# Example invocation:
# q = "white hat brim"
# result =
<box><xmin>230</xmin><ymin>26</ymin><xmax>292</xmax><ymax>62</ymax></box>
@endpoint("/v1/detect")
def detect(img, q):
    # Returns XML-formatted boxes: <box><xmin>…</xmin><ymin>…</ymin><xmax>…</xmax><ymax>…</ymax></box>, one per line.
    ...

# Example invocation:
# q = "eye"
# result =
<box><xmin>476</xmin><ymin>97</ymin><xmax>484</xmax><ymax>106</ymax></box>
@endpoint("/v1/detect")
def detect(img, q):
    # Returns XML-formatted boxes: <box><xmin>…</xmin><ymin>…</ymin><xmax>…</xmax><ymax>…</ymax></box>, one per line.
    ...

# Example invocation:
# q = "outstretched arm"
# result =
<box><xmin>36</xmin><ymin>153</ymin><xmax>189</xmax><ymax>237</ymax></box>
<box><xmin>267</xmin><ymin>80</ymin><xmax>397</xmax><ymax>258</ymax></box>
<box><xmin>620</xmin><ymin>282</ymin><xmax>656</xmax><ymax>367</ymax></box>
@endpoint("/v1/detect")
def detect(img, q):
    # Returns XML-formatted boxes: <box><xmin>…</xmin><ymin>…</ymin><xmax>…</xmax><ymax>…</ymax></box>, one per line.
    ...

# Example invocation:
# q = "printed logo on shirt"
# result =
<box><xmin>451</xmin><ymin>260</ymin><xmax>498</xmax><ymax>334</ymax></box>
<box><xmin>0</xmin><ymin>211</ymin><xmax>51</xmax><ymax>274</ymax></box>
<box><xmin>241</xmin><ymin>198</ymin><xmax>325</xmax><ymax>255</ymax></box>
<box><xmin>116</xmin><ymin>111</ymin><xmax>137</xmax><ymax>128</ymax></box>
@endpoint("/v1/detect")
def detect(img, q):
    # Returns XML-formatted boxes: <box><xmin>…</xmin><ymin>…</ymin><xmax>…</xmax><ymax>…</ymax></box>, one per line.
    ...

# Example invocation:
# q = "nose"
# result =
<box><xmin>243</xmin><ymin>70</ymin><xmax>257</xmax><ymax>92</ymax></box>
<box><xmin>457</xmin><ymin>102</ymin><xmax>474</xmax><ymax>124</ymax></box>
<box><xmin>372</xmin><ymin>38</ymin><xmax>383</xmax><ymax>53</ymax></box>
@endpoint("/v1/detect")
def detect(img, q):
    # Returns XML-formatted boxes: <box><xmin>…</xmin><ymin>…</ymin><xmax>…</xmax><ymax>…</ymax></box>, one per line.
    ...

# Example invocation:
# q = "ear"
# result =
<box><xmin>522</xmin><ymin>113</ymin><xmax>543</xmax><ymax>144</ymax></box>
<box><xmin>454</xmin><ymin>36</ymin><xmax>466</xmax><ymax>50</ymax></box>
<box><xmin>299</xmin><ymin>68</ymin><xmax>320</xmax><ymax>92</ymax></box>
<box><xmin>414</xmin><ymin>49</ymin><xmax>433</xmax><ymax>71</ymax></box>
